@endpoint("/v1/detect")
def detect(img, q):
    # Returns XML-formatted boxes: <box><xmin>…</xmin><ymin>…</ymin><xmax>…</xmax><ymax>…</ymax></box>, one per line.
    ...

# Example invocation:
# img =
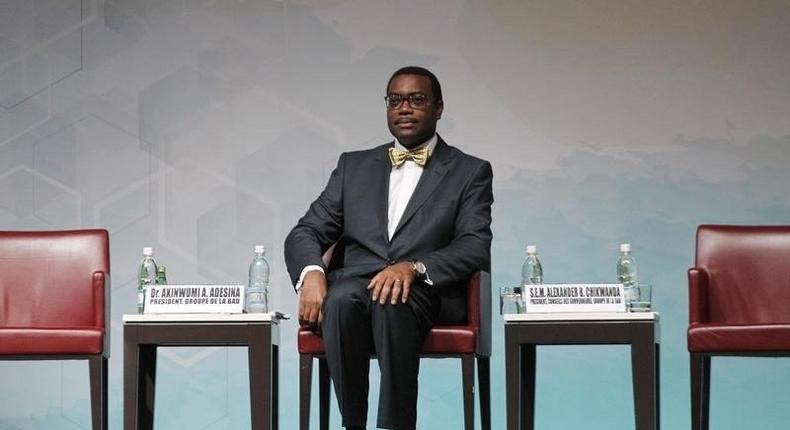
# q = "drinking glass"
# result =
<box><xmin>500</xmin><ymin>286</ymin><xmax>524</xmax><ymax>315</ymax></box>
<box><xmin>629</xmin><ymin>283</ymin><xmax>652</xmax><ymax>312</ymax></box>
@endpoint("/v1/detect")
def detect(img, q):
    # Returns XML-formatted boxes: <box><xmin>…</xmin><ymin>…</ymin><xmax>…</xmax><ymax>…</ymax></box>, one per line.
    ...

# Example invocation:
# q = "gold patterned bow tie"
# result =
<box><xmin>388</xmin><ymin>146</ymin><xmax>431</xmax><ymax>168</ymax></box>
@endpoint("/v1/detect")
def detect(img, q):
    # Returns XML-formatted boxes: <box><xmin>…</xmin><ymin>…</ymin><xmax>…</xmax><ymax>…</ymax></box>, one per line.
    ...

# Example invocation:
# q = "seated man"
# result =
<box><xmin>284</xmin><ymin>66</ymin><xmax>493</xmax><ymax>430</ymax></box>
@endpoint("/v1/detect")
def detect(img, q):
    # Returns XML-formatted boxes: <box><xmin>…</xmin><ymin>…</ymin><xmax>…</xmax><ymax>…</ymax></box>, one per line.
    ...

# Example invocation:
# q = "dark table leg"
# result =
<box><xmin>249</xmin><ymin>324</ymin><xmax>273</xmax><ymax>430</ymax></box>
<box><xmin>138</xmin><ymin>345</ymin><xmax>157</xmax><ymax>429</ymax></box>
<box><xmin>506</xmin><ymin>326</ymin><xmax>535</xmax><ymax>430</ymax></box>
<box><xmin>505</xmin><ymin>325</ymin><xmax>519</xmax><ymax>430</ymax></box>
<box><xmin>655</xmin><ymin>343</ymin><xmax>660</xmax><ymax>430</ymax></box>
<box><xmin>272</xmin><ymin>344</ymin><xmax>279</xmax><ymax>429</ymax></box>
<box><xmin>124</xmin><ymin>326</ymin><xmax>157</xmax><ymax>430</ymax></box>
<box><xmin>631</xmin><ymin>325</ymin><xmax>657</xmax><ymax>430</ymax></box>
<box><xmin>521</xmin><ymin>344</ymin><xmax>536</xmax><ymax>430</ymax></box>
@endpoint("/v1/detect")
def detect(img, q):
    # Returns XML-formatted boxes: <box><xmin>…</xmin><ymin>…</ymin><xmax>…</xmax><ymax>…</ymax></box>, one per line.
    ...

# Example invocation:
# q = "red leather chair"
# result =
<box><xmin>688</xmin><ymin>225</ymin><xmax>790</xmax><ymax>430</ymax></box>
<box><xmin>0</xmin><ymin>230</ymin><xmax>110</xmax><ymax>429</ymax></box>
<box><xmin>298</xmin><ymin>271</ymin><xmax>492</xmax><ymax>430</ymax></box>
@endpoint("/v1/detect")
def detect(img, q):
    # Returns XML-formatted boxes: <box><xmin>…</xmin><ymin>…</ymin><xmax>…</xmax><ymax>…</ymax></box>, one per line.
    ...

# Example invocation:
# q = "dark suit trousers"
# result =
<box><xmin>321</xmin><ymin>276</ymin><xmax>438</xmax><ymax>429</ymax></box>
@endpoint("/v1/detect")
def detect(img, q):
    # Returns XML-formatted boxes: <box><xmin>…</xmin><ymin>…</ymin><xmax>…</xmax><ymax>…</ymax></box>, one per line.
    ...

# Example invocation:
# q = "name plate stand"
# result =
<box><xmin>524</xmin><ymin>283</ymin><xmax>626</xmax><ymax>313</ymax></box>
<box><xmin>144</xmin><ymin>284</ymin><xmax>245</xmax><ymax>314</ymax></box>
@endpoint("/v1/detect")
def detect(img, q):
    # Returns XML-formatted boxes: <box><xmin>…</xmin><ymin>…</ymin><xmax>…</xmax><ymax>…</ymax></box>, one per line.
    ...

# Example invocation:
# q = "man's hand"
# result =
<box><xmin>298</xmin><ymin>270</ymin><xmax>327</xmax><ymax>328</ymax></box>
<box><xmin>368</xmin><ymin>262</ymin><xmax>416</xmax><ymax>305</ymax></box>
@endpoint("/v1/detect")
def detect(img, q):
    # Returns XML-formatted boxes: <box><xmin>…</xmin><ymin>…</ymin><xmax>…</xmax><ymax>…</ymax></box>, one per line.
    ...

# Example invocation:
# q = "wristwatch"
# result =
<box><xmin>411</xmin><ymin>260</ymin><xmax>432</xmax><ymax>285</ymax></box>
<box><xmin>411</xmin><ymin>260</ymin><xmax>426</xmax><ymax>278</ymax></box>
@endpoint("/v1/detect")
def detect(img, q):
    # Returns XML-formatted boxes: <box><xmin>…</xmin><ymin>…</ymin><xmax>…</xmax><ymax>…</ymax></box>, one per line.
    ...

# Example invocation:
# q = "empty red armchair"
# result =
<box><xmin>0</xmin><ymin>230</ymin><xmax>110</xmax><ymax>429</ymax></box>
<box><xmin>688</xmin><ymin>225</ymin><xmax>790</xmax><ymax>430</ymax></box>
<box><xmin>298</xmin><ymin>271</ymin><xmax>491</xmax><ymax>430</ymax></box>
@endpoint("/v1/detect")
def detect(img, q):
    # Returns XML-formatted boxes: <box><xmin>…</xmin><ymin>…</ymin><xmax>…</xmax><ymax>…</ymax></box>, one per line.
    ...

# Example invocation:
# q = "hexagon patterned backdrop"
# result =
<box><xmin>1</xmin><ymin>1</ymin><xmax>790</xmax><ymax>429</ymax></box>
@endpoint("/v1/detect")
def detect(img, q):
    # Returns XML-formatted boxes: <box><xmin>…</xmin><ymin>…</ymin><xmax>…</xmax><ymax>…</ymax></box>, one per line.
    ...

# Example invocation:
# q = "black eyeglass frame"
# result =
<box><xmin>383</xmin><ymin>93</ymin><xmax>435</xmax><ymax>110</ymax></box>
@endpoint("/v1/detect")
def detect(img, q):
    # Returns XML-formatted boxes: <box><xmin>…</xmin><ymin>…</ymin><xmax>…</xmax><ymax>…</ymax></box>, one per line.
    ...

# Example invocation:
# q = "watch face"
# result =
<box><xmin>414</xmin><ymin>261</ymin><xmax>427</xmax><ymax>275</ymax></box>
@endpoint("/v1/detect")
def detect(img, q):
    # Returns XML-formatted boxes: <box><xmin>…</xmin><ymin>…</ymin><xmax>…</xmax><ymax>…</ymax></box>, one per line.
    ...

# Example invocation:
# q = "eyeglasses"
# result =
<box><xmin>384</xmin><ymin>93</ymin><xmax>431</xmax><ymax>110</ymax></box>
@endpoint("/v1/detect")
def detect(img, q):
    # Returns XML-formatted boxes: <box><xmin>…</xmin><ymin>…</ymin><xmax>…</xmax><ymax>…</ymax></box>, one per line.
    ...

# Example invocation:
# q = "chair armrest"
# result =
<box><xmin>93</xmin><ymin>271</ymin><xmax>111</xmax><ymax>358</ymax></box>
<box><xmin>688</xmin><ymin>267</ymin><xmax>708</xmax><ymax>325</ymax></box>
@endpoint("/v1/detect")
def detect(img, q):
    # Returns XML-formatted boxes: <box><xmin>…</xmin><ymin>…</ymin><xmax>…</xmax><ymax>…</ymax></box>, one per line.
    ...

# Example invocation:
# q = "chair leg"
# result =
<box><xmin>88</xmin><ymin>355</ymin><xmax>108</xmax><ymax>430</ymax></box>
<box><xmin>300</xmin><ymin>355</ymin><xmax>313</xmax><ymax>430</ymax></box>
<box><xmin>462</xmin><ymin>355</ymin><xmax>475</xmax><ymax>430</ymax></box>
<box><xmin>477</xmin><ymin>356</ymin><xmax>491</xmax><ymax>430</ymax></box>
<box><xmin>690</xmin><ymin>353</ymin><xmax>710</xmax><ymax>430</ymax></box>
<box><xmin>318</xmin><ymin>358</ymin><xmax>330</xmax><ymax>430</ymax></box>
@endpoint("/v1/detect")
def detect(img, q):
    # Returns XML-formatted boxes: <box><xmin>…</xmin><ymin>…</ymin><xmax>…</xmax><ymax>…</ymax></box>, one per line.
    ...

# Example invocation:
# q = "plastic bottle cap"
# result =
<box><xmin>526</xmin><ymin>245</ymin><xmax>537</xmax><ymax>254</ymax></box>
<box><xmin>143</xmin><ymin>247</ymin><xmax>153</xmax><ymax>256</ymax></box>
<box><xmin>620</xmin><ymin>243</ymin><xmax>631</xmax><ymax>252</ymax></box>
<box><xmin>254</xmin><ymin>245</ymin><xmax>265</xmax><ymax>254</ymax></box>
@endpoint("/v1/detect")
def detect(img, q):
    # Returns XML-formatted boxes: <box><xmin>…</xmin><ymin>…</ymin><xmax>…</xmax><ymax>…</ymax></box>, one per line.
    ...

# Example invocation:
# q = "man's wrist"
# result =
<box><xmin>296</xmin><ymin>265</ymin><xmax>324</xmax><ymax>292</ymax></box>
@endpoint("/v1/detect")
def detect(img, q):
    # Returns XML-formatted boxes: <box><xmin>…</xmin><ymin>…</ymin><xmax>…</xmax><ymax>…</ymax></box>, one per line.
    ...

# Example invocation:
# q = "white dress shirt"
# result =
<box><xmin>387</xmin><ymin>135</ymin><xmax>437</xmax><ymax>239</ymax></box>
<box><xmin>296</xmin><ymin>135</ymin><xmax>438</xmax><ymax>290</ymax></box>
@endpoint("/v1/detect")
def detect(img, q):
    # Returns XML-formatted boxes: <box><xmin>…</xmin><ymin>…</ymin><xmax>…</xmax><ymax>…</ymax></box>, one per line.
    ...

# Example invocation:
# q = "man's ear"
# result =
<box><xmin>435</xmin><ymin>100</ymin><xmax>444</xmax><ymax>119</ymax></box>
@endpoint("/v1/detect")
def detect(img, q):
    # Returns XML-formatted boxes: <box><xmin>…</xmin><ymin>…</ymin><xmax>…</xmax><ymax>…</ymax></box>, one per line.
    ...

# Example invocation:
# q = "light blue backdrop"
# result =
<box><xmin>1</xmin><ymin>1</ymin><xmax>790</xmax><ymax>429</ymax></box>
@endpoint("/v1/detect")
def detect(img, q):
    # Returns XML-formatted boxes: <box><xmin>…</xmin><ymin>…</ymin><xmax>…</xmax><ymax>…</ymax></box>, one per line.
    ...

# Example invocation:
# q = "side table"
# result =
<box><xmin>123</xmin><ymin>313</ymin><xmax>280</xmax><ymax>429</ymax></box>
<box><xmin>504</xmin><ymin>312</ymin><xmax>660</xmax><ymax>430</ymax></box>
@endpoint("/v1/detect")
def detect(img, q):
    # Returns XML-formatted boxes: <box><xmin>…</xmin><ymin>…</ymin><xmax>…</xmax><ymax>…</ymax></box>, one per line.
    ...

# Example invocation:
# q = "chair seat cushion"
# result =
<box><xmin>422</xmin><ymin>326</ymin><xmax>477</xmax><ymax>354</ymax></box>
<box><xmin>298</xmin><ymin>325</ymin><xmax>477</xmax><ymax>355</ymax></box>
<box><xmin>0</xmin><ymin>327</ymin><xmax>103</xmax><ymax>355</ymax></box>
<box><xmin>688</xmin><ymin>323</ymin><xmax>790</xmax><ymax>352</ymax></box>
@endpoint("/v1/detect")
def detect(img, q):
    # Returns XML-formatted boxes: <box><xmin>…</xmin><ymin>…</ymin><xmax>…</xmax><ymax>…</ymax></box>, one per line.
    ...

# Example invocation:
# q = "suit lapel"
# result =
<box><xmin>373</xmin><ymin>144</ymin><xmax>393</xmax><ymax>247</ymax></box>
<box><xmin>391</xmin><ymin>138</ymin><xmax>452</xmax><ymax>239</ymax></box>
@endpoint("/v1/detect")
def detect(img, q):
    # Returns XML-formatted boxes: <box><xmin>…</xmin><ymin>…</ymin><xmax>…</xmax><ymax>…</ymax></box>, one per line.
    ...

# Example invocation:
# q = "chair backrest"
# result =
<box><xmin>0</xmin><ymin>230</ymin><xmax>109</xmax><ymax>328</ymax></box>
<box><xmin>468</xmin><ymin>271</ymin><xmax>492</xmax><ymax>357</ymax></box>
<box><xmin>695</xmin><ymin>225</ymin><xmax>790</xmax><ymax>324</ymax></box>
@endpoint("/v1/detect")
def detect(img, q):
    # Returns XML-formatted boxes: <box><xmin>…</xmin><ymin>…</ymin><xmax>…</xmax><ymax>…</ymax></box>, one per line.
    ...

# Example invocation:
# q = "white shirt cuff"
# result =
<box><xmin>295</xmin><ymin>265</ymin><xmax>325</xmax><ymax>292</ymax></box>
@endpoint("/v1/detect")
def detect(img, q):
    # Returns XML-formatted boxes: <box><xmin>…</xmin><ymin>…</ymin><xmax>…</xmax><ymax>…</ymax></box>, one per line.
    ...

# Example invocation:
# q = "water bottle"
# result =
<box><xmin>616</xmin><ymin>243</ymin><xmax>639</xmax><ymax>308</ymax></box>
<box><xmin>137</xmin><ymin>247</ymin><xmax>158</xmax><ymax>314</ymax></box>
<box><xmin>156</xmin><ymin>266</ymin><xmax>167</xmax><ymax>285</ymax></box>
<box><xmin>520</xmin><ymin>245</ymin><xmax>543</xmax><ymax>305</ymax></box>
<box><xmin>246</xmin><ymin>245</ymin><xmax>270</xmax><ymax>313</ymax></box>
<box><xmin>522</xmin><ymin>245</ymin><xmax>543</xmax><ymax>285</ymax></box>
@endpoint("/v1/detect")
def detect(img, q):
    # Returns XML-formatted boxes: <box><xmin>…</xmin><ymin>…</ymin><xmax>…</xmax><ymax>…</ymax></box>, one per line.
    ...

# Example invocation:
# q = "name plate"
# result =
<box><xmin>144</xmin><ymin>285</ymin><xmax>245</xmax><ymax>314</ymax></box>
<box><xmin>524</xmin><ymin>283</ymin><xmax>626</xmax><ymax>313</ymax></box>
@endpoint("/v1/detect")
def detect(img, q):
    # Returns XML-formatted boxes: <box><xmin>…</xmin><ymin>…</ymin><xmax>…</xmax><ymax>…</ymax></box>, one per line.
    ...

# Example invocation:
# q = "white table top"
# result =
<box><xmin>123</xmin><ymin>312</ymin><xmax>278</xmax><ymax>323</ymax></box>
<box><xmin>503</xmin><ymin>311</ymin><xmax>659</xmax><ymax>323</ymax></box>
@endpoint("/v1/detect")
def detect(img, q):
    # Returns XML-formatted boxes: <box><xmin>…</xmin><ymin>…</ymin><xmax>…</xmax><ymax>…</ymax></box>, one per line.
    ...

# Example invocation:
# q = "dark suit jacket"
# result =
<box><xmin>284</xmin><ymin>136</ymin><xmax>493</xmax><ymax>323</ymax></box>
